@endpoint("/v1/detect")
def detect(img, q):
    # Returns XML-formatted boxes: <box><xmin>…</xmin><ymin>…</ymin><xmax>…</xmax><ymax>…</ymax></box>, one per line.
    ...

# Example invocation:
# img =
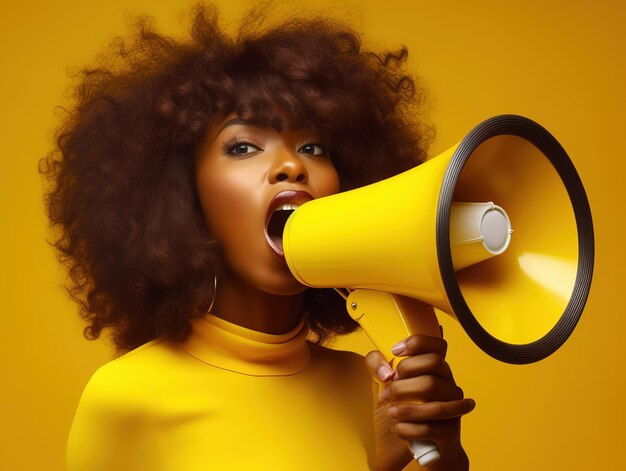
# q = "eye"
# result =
<box><xmin>225</xmin><ymin>140</ymin><xmax>262</xmax><ymax>156</ymax></box>
<box><xmin>299</xmin><ymin>143</ymin><xmax>326</xmax><ymax>156</ymax></box>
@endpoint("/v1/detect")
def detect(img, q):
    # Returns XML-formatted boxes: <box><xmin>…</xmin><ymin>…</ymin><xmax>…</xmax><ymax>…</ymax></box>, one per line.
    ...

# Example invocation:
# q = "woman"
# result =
<box><xmin>42</xmin><ymin>4</ymin><xmax>474</xmax><ymax>470</ymax></box>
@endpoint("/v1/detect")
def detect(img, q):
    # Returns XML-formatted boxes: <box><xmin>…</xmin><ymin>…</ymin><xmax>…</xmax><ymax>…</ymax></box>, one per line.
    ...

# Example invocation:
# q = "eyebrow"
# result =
<box><xmin>217</xmin><ymin>118</ymin><xmax>269</xmax><ymax>134</ymax></box>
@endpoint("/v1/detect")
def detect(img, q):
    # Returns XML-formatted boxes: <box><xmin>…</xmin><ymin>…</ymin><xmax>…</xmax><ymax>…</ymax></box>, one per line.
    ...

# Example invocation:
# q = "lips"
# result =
<box><xmin>265</xmin><ymin>190</ymin><xmax>314</xmax><ymax>260</ymax></box>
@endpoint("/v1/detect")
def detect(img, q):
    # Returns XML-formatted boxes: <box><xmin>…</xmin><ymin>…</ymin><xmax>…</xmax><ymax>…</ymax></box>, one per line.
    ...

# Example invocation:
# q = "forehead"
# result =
<box><xmin>207</xmin><ymin>112</ymin><xmax>320</xmax><ymax>139</ymax></box>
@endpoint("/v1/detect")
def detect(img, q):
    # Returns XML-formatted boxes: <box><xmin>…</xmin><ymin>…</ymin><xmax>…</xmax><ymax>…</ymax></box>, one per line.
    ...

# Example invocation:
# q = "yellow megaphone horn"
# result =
<box><xmin>284</xmin><ymin>114</ymin><xmax>594</xmax><ymax>365</ymax></box>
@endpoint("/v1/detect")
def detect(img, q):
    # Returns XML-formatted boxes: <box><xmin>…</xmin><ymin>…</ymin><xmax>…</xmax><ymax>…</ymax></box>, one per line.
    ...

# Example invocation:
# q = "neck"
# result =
<box><xmin>211</xmin><ymin>268</ymin><xmax>306</xmax><ymax>335</ymax></box>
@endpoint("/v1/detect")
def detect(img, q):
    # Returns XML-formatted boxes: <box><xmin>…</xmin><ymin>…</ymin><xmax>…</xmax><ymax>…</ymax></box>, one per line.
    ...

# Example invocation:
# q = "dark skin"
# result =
<box><xmin>366</xmin><ymin>334</ymin><xmax>475</xmax><ymax>470</ymax></box>
<box><xmin>196</xmin><ymin>113</ymin><xmax>475</xmax><ymax>470</ymax></box>
<box><xmin>195</xmin><ymin>113</ymin><xmax>340</xmax><ymax>333</ymax></box>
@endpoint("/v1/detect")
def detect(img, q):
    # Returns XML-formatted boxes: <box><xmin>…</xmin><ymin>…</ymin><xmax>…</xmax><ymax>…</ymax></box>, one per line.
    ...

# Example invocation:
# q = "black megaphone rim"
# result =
<box><xmin>436</xmin><ymin>114</ymin><xmax>594</xmax><ymax>364</ymax></box>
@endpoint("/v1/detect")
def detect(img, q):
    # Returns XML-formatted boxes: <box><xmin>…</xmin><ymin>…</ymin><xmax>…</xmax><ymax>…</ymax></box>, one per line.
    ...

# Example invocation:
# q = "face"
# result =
<box><xmin>195</xmin><ymin>114</ymin><xmax>340</xmax><ymax>296</ymax></box>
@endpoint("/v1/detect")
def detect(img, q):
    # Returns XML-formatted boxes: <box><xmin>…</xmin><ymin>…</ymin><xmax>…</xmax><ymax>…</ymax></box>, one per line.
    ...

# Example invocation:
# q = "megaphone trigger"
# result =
<box><xmin>345</xmin><ymin>290</ymin><xmax>442</xmax><ymax>364</ymax></box>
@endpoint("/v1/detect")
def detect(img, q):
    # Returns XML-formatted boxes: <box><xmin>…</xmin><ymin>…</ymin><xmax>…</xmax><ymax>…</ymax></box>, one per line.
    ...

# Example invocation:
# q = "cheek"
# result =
<box><xmin>315</xmin><ymin>164</ymin><xmax>341</xmax><ymax>197</ymax></box>
<box><xmin>302</xmin><ymin>155</ymin><xmax>340</xmax><ymax>196</ymax></box>
<box><xmin>196</xmin><ymin>167</ymin><xmax>261</xmax><ymax>242</ymax></box>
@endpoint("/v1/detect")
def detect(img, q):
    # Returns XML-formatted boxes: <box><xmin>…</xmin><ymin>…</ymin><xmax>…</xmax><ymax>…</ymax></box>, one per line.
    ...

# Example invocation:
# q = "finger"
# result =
<box><xmin>395</xmin><ymin>353</ymin><xmax>453</xmax><ymax>381</ymax></box>
<box><xmin>365</xmin><ymin>350</ymin><xmax>395</xmax><ymax>382</ymax></box>
<box><xmin>382</xmin><ymin>375</ymin><xmax>464</xmax><ymax>402</ymax></box>
<box><xmin>391</xmin><ymin>419</ymin><xmax>460</xmax><ymax>442</ymax></box>
<box><xmin>388</xmin><ymin>398</ymin><xmax>476</xmax><ymax>422</ymax></box>
<box><xmin>391</xmin><ymin>334</ymin><xmax>448</xmax><ymax>359</ymax></box>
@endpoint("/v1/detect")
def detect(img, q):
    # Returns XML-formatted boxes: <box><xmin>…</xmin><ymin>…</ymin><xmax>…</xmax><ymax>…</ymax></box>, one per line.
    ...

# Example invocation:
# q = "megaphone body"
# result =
<box><xmin>283</xmin><ymin>115</ymin><xmax>594</xmax><ymax>464</ymax></box>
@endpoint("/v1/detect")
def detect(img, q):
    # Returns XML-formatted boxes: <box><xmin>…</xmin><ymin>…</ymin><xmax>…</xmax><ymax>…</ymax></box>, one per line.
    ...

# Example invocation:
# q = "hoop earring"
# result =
<box><xmin>207</xmin><ymin>274</ymin><xmax>217</xmax><ymax>313</ymax></box>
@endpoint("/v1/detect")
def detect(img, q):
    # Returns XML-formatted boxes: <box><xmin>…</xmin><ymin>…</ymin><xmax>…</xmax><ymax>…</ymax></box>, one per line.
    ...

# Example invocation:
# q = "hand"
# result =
<box><xmin>366</xmin><ymin>334</ymin><xmax>475</xmax><ymax>471</ymax></box>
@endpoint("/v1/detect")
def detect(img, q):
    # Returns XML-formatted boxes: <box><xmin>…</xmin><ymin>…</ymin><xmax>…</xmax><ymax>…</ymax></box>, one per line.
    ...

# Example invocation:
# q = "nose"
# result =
<box><xmin>268</xmin><ymin>149</ymin><xmax>307</xmax><ymax>184</ymax></box>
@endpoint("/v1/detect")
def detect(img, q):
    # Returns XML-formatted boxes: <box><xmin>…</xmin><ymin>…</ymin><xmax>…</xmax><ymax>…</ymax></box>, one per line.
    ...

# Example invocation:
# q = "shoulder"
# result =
<box><xmin>67</xmin><ymin>339</ymin><xmax>188</xmax><ymax>470</ymax></box>
<box><xmin>75</xmin><ymin>338</ymin><xmax>192</xmax><ymax>415</ymax></box>
<box><xmin>308</xmin><ymin>340</ymin><xmax>365</xmax><ymax>365</ymax></box>
<box><xmin>74</xmin><ymin>340</ymin><xmax>163</xmax><ymax>417</ymax></box>
<box><xmin>306</xmin><ymin>342</ymin><xmax>375</xmax><ymax>436</ymax></box>
<box><xmin>307</xmin><ymin>341</ymin><xmax>371</xmax><ymax>386</ymax></box>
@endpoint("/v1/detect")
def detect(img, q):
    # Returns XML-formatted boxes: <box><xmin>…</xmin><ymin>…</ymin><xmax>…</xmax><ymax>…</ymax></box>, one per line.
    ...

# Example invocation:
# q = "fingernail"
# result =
<box><xmin>379</xmin><ymin>386</ymin><xmax>391</xmax><ymax>401</ymax></box>
<box><xmin>377</xmin><ymin>365</ymin><xmax>394</xmax><ymax>381</ymax></box>
<box><xmin>391</xmin><ymin>340</ymin><xmax>407</xmax><ymax>356</ymax></box>
<box><xmin>388</xmin><ymin>405</ymin><xmax>398</xmax><ymax>418</ymax></box>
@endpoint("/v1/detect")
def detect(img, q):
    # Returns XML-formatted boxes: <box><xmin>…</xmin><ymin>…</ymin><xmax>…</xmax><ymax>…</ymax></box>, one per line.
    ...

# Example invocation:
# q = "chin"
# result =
<box><xmin>223</xmin><ymin>243</ymin><xmax>310</xmax><ymax>297</ymax></box>
<box><xmin>258</xmin><ymin>271</ymin><xmax>309</xmax><ymax>296</ymax></box>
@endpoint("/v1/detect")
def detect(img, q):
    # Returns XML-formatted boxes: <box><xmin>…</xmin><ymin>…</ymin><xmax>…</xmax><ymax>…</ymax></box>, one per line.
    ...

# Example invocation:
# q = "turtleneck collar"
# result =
<box><xmin>181</xmin><ymin>313</ymin><xmax>311</xmax><ymax>377</ymax></box>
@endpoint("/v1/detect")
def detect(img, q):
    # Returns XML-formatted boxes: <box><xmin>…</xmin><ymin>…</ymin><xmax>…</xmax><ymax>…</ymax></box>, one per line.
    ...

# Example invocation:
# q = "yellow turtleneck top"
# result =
<box><xmin>66</xmin><ymin>315</ymin><xmax>377</xmax><ymax>470</ymax></box>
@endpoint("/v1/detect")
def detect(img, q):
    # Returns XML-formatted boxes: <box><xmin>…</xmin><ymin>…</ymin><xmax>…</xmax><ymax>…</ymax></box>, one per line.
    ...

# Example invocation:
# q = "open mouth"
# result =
<box><xmin>266</xmin><ymin>204</ymin><xmax>298</xmax><ymax>256</ymax></box>
<box><xmin>265</xmin><ymin>191</ymin><xmax>313</xmax><ymax>260</ymax></box>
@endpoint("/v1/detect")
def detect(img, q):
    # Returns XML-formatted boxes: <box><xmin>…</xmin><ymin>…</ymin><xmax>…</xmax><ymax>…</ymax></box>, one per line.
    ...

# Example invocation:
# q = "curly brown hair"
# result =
<box><xmin>40</xmin><ymin>3</ymin><xmax>433</xmax><ymax>354</ymax></box>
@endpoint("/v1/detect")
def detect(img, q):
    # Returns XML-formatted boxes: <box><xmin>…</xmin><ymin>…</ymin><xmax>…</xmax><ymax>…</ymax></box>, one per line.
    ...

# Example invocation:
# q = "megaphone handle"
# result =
<box><xmin>375</xmin><ymin>379</ymin><xmax>440</xmax><ymax>466</ymax></box>
<box><xmin>345</xmin><ymin>289</ymin><xmax>443</xmax><ymax>466</ymax></box>
<box><xmin>410</xmin><ymin>440</ymin><xmax>441</xmax><ymax>466</ymax></box>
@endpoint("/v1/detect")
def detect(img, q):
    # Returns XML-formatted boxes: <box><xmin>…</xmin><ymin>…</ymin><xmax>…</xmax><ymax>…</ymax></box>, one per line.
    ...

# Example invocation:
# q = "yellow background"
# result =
<box><xmin>1</xmin><ymin>0</ymin><xmax>624</xmax><ymax>469</ymax></box>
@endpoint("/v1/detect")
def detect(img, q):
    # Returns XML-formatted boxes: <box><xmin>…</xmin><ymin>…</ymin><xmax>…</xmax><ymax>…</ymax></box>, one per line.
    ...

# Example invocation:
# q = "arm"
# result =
<box><xmin>366</xmin><ymin>334</ymin><xmax>475</xmax><ymax>471</ymax></box>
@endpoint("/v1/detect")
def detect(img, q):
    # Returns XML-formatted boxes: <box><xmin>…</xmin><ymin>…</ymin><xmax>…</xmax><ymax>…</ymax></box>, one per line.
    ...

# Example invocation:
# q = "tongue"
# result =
<box><xmin>267</xmin><ymin>210</ymin><xmax>294</xmax><ymax>251</ymax></box>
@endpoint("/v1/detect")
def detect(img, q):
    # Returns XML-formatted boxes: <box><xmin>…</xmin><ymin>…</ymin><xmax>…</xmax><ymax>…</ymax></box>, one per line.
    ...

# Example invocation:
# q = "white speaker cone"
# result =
<box><xmin>450</xmin><ymin>202</ymin><xmax>512</xmax><ymax>271</ymax></box>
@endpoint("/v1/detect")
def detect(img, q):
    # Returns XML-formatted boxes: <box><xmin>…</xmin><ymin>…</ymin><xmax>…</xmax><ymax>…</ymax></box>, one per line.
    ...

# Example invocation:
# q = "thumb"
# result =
<box><xmin>365</xmin><ymin>350</ymin><xmax>395</xmax><ymax>383</ymax></box>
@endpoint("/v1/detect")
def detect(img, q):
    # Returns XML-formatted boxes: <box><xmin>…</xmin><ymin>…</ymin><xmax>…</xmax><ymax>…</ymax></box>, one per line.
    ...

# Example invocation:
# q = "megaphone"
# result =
<box><xmin>283</xmin><ymin>115</ymin><xmax>594</xmax><ymax>462</ymax></box>
<box><xmin>285</xmin><ymin>114</ymin><xmax>593</xmax><ymax>363</ymax></box>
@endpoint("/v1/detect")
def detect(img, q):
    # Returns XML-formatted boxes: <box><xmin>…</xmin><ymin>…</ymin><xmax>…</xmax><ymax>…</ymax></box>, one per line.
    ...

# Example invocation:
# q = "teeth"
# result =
<box><xmin>274</xmin><ymin>203</ymin><xmax>300</xmax><ymax>212</ymax></box>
